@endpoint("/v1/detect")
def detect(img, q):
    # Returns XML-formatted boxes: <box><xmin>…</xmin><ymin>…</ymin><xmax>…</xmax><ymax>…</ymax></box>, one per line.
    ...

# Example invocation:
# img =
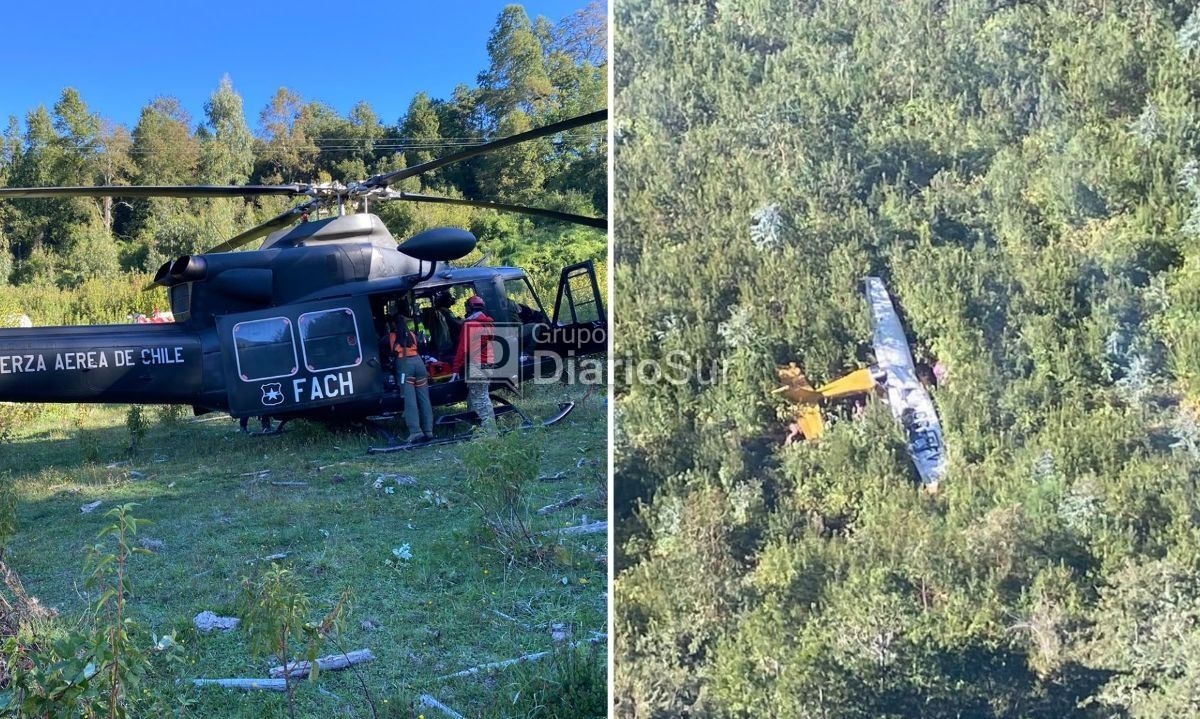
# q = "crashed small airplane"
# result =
<box><xmin>776</xmin><ymin>276</ymin><xmax>948</xmax><ymax>490</ymax></box>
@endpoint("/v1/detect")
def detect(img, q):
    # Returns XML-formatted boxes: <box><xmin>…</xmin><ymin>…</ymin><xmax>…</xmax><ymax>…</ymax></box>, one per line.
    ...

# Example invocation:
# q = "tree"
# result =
<box><xmin>96</xmin><ymin>121</ymin><xmax>134</xmax><ymax>232</ymax></box>
<box><xmin>475</xmin><ymin>109</ymin><xmax>547</xmax><ymax>203</ymax></box>
<box><xmin>553</xmin><ymin>1</ymin><xmax>606</xmax><ymax>66</ymax></box>
<box><xmin>131</xmin><ymin>96</ymin><xmax>199</xmax><ymax>185</ymax></box>
<box><xmin>399</xmin><ymin>92</ymin><xmax>442</xmax><ymax>172</ymax></box>
<box><xmin>478</xmin><ymin>5</ymin><xmax>554</xmax><ymax>126</ymax></box>
<box><xmin>51</xmin><ymin>88</ymin><xmax>101</xmax><ymax>187</ymax></box>
<box><xmin>200</xmin><ymin>74</ymin><xmax>254</xmax><ymax>185</ymax></box>
<box><xmin>256</xmin><ymin>87</ymin><xmax>316</xmax><ymax>183</ymax></box>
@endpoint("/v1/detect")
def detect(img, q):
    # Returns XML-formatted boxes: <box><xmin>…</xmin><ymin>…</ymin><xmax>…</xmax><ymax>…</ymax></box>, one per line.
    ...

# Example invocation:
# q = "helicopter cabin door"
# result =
<box><xmin>216</xmin><ymin>296</ymin><xmax>383</xmax><ymax>418</ymax></box>
<box><xmin>551</xmin><ymin>260</ymin><xmax>607</xmax><ymax>355</ymax></box>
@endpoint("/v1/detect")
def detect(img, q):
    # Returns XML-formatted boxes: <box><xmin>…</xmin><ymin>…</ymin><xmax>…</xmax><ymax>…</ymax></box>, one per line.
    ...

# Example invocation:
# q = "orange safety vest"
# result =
<box><xmin>389</xmin><ymin>330</ymin><xmax>419</xmax><ymax>358</ymax></box>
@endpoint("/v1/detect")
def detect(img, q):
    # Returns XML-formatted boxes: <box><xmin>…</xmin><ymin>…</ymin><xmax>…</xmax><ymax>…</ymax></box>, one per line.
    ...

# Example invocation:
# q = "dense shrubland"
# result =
<box><xmin>614</xmin><ymin>1</ymin><xmax>1200</xmax><ymax>716</ymax></box>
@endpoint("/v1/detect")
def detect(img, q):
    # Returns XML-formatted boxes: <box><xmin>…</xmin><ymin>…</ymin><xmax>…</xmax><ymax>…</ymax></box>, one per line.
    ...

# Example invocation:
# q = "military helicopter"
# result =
<box><xmin>0</xmin><ymin>110</ymin><xmax>607</xmax><ymax>445</ymax></box>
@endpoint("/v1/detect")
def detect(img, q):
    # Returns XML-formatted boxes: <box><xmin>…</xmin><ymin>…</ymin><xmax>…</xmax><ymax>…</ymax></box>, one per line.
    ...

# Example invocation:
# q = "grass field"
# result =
<box><xmin>0</xmin><ymin>385</ymin><xmax>608</xmax><ymax>718</ymax></box>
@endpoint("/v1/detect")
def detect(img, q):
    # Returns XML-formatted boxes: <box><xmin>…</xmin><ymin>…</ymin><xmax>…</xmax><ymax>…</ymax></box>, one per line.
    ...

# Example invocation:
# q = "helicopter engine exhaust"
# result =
<box><xmin>169</xmin><ymin>255</ymin><xmax>207</xmax><ymax>282</ymax></box>
<box><xmin>0</xmin><ymin>323</ymin><xmax>206</xmax><ymax>405</ymax></box>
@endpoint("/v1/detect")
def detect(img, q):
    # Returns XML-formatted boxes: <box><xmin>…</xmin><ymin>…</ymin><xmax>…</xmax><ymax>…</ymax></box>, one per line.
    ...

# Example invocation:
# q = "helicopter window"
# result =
<box><xmin>298</xmin><ymin>308</ymin><xmax>363</xmax><ymax>373</ymax></box>
<box><xmin>232</xmin><ymin>317</ymin><xmax>299</xmax><ymax>382</ymax></box>
<box><xmin>555</xmin><ymin>267</ymin><xmax>602</xmax><ymax>324</ymax></box>
<box><xmin>504</xmin><ymin>279</ymin><xmax>550</xmax><ymax>325</ymax></box>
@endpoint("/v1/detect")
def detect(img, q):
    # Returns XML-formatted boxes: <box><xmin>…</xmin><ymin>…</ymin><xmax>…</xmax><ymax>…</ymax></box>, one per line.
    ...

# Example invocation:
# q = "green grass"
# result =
<box><xmin>0</xmin><ymin>385</ymin><xmax>608</xmax><ymax>718</ymax></box>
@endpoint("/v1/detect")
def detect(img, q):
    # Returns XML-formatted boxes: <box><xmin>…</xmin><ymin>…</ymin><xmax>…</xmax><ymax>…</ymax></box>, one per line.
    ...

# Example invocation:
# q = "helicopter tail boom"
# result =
<box><xmin>0</xmin><ymin>324</ymin><xmax>206</xmax><ymax>405</ymax></box>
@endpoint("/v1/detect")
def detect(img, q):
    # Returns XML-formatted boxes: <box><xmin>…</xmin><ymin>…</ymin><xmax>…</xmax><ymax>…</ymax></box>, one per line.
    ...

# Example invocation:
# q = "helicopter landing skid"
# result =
<box><xmin>366</xmin><ymin>401</ymin><xmax>575</xmax><ymax>454</ymax></box>
<box><xmin>435</xmin><ymin>393</ymin><xmax>535</xmax><ymax>430</ymax></box>
<box><xmin>244</xmin><ymin>420</ymin><xmax>289</xmax><ymax>436</ymax></box>
<box><xmin>245</xmin><ymin>418</ymin><xmax>292</xmax><ymax>437</ymax></box>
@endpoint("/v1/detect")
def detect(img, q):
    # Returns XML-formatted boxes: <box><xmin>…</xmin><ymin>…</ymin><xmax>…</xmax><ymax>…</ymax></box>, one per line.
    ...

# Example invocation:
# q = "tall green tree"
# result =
<box><xmin>478</xmin><ymin>5</ymin><xmax>554</xmax><ymax>125</ymax></box>
<box><xmin>131</xmin><ymin>96</ymin><xmax>199</xmax><ymax>185</ymax></box>
<box><xmin>199</xmin><ymin>75</ymin><xmax>254</xmax><ymax>185</ymax></box>
<box><xmin>256</xmin><ymin>87</ymin><xmax>316</xmax><ymax>183</ymax></box>
<box><xmin>97</xmin><ymin>121</ymin><xmax>134</xmax><ymax>232</ymax></box>
<box><xmin>399</xmin><ymin>92</ymin><xmax>443</xmax><ymax>179</ymax></box>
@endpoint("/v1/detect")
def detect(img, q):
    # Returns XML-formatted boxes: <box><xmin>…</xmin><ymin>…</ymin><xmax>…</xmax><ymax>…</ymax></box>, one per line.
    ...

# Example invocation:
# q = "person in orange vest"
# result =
<box><xmin>390</xmin><ymin>311</ymin><xmax>433</xmax><ymax>443</ymax></box>
<box><xmin>451</xmin><ymin>294</ymin><xmax>496</xmax><ymax>432</ymax></box>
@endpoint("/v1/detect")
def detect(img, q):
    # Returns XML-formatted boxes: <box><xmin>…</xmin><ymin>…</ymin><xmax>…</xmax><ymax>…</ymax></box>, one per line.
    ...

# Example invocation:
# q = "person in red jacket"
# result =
<box><xmin>452</xmin><ymin>294</ymin><xmax>496</xmax><ymax>431</ymax></box>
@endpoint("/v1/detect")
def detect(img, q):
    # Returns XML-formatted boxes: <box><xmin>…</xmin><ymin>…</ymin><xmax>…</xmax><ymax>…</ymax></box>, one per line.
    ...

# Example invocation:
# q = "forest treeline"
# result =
<box><xmin>614</xmin><ymin>0</ymin><xmax>1200</xmax><ymax>717</ymax></box>
<box><xmin>0</xmin><ymin>3</ymin><xmax>605</xmax><ymax>315</ymax></box>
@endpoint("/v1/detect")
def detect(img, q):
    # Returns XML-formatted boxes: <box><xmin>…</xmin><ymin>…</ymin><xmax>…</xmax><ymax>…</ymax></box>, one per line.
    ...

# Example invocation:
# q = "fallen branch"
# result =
<box><xmin>193</xmin><ymin>678</ymin><xmax>286</xmax><ymax>692</ymax></box>
<box><xmin>489</xmin><ymin>609</ymin><xmax>530</xmax><ymax>629</ymax></box>
<box><xmin>269</xmin><ymin>648</ymin><xmax>376</xmax><ymax>679</ymax></box>
<box><xmin>536</xmin><ymin>493</ymin><xmax>586</xmax><ymax>515</ymax></box>
<box><xmin>269</xmin><ymin>481</ymin><xmax>308</xmax><ymax>487</ymax></box>
<box><xmin>238</xmin><ymin>469</ymin><xmax>271</xmax><ymax>477</ymax></box>
<box><xmin>189</xmin><ymin>414</ymin><xmax>229</xmax><ymax>424</ymax></box>
<box><xmin>537</xmin><ymin>472</ymin><xmax>567</xmax><ymax>482</ymax></box>
<box><xmin>417</xmin><ymin>694</ymin><xmax>466</xmax><ymax>719</ymax></box>
<box><xmin>436</xmin><ymin>634</ymin><xmax>606</xmax><ymax>681</ymax></box>
<box><xmin>244</xmin><ymin>552</ymin><xmax>289</xmax><ymax>564</ymax></box>
<box><xmin>542</xmin><ymin>520</ymin><xmax>607</xmax><ymax>536</ymax></box>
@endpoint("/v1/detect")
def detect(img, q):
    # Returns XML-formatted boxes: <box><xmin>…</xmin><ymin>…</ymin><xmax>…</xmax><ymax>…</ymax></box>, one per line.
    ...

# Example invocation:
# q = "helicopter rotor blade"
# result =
<box><xmin>385</xmin><ymin>192</ymin><xmax>606</xmax><ymax>229</ymax></box>
<box><xmin>364</xmin><ymin>109</ymin><xmax>607</xmax><ymax>189</ymax></box>
<box><xmin>0</xmin><ymin>184</ymin><xmax>313</xmax><ymax>199</ymax></box>
<box><xmin>203</xmin><ymin>200</ymin><xmax>320</xmax><ymax>255</ymax></box>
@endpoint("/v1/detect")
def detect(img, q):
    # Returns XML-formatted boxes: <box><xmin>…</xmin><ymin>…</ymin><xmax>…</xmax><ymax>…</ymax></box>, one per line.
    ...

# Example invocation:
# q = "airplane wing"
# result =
<box><xmin>865</xmin><ymin>277</ymin><xmax>947</xmax><ymax>489</ymax></box>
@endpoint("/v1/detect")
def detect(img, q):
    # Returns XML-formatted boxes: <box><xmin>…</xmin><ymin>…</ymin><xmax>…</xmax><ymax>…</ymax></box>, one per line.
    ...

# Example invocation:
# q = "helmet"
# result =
<box><xmin>466</xmin><ymin>295</ymin><xmax>486</xmax><ymax>310</ymax></box>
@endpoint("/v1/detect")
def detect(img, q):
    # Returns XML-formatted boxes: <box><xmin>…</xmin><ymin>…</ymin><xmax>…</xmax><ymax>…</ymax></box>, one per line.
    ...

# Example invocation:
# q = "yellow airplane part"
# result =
<box><xmin>776</xmin><ymin>365</ymin><xmax>880</xmax><ymax>441</ymax></box>
<box><xmin>815</xmin><ymin>368</ymin><xmax>878</xmax><ymax>399</ymax></box>
<box><xmin>793</xmin><ymin>404</ymin><xmax>825</xmax><ymax>440</ymax></box>
<box><xmin>775</xmin><ymin>363</ymin><xmax>823</xmax><ymax>404</ymax></box>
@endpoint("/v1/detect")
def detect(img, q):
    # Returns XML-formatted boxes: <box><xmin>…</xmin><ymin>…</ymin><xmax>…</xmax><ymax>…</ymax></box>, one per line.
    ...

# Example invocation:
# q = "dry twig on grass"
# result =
<box><xmin>436</xmin><ymin>633</ymin><xmax>606</xmax><ymax>680</ymax></box>
<box><xmin>193</xmin><ymin>677</ymin><xmax>286</xmax><ymax>691</ymax></box>
<box><xmin>535</xmin><ymin>493</ymin><xmax>587</xmax><ymax>515</ymax></box>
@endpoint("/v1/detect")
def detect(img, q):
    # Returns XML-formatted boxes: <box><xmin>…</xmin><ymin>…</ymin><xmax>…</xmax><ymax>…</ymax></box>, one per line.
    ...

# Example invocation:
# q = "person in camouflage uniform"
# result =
<box><xmin>452</xmin><ymin>295</ymin><xmax>497</xmax><ymax>433</ymax></box>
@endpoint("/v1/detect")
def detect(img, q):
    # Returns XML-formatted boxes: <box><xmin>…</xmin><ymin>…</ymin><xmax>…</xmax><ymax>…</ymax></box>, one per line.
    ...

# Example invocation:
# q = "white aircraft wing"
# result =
<box><xmin>865</xmin><ymin>276</ymin><xmax>947</xmax><ymax>489</ymax></box>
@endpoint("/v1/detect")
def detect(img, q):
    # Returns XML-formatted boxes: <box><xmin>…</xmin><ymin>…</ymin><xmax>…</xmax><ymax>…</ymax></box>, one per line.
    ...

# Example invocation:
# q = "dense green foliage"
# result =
<box><xmin>613</xmin><ymin>0</ymin><xmax>1200</xmax><ymax>716</ymax></box>
<box><xmin>0</xmin><ymin>3</ymin><xmax>606</xmax><ymax>308</ymax></box>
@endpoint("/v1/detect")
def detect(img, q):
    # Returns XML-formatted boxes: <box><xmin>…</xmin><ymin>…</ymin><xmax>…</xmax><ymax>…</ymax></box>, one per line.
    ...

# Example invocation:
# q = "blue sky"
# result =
<box><xmin>0</xmin><ymin>1</ymin><xmax>603</xmax><ymax>133</ymax></box>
